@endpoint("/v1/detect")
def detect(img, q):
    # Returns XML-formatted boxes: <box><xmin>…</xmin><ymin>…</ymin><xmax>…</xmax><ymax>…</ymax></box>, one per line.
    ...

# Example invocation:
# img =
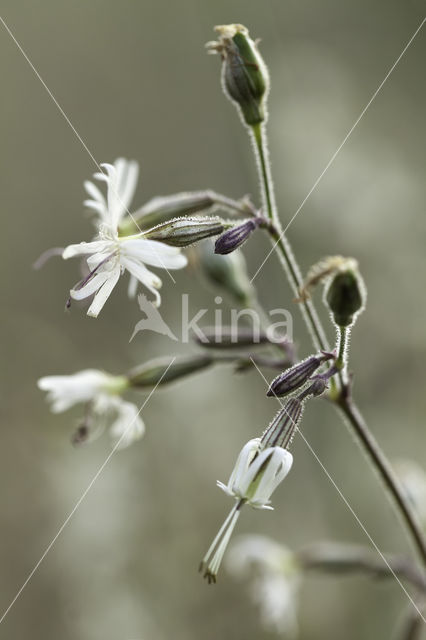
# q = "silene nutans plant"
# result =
<box><xmin>36</xmin><ymin>22</ymin><xmax>426</xmax><ymax>638</ymax></box>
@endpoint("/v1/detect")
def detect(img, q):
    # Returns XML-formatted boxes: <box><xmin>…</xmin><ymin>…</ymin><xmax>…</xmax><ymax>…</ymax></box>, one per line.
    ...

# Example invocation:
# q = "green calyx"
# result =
<box><xmin>326</xmin><ymin>270</ymin><xmax>364</xmax><ymax>327</ymax></box>
<box><xmin>208</xmin><ymin>24</ymin><xmax>269</xmax><ymax>126</ymax></box>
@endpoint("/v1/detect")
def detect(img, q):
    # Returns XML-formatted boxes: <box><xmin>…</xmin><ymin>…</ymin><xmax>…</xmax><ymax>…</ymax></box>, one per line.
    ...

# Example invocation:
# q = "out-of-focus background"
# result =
<box><xmin>0</xmin><ymin>1</ymin><xmax>425</xmax><ymax>638</ymax></box>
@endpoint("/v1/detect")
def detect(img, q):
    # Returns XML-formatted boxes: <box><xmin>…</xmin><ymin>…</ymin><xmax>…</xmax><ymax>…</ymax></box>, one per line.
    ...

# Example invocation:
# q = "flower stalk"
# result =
<box><xmin>239</xmin><ymin>41</ymin><xmax>426</xmax><ymax>569</ymax></box>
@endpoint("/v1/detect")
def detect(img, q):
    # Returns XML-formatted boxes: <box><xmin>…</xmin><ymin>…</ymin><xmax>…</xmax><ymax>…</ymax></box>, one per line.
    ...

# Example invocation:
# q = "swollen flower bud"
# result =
<box><xmin>143</xmin><ymin>216</ymin><xmax>228</xmax><ymax>247</ymax></box>
<box><xmin>119</xmin><ymin>191</ymin><xmax>218</xmax><ymax>235</ymax></box>
<box><xmin>194</xmin><ymin>325</ymin><xmax>269</xmax><ymax>348</ymax></box>
<box><xmin>215</xmin><ymin>219</ymin><xmax>259</xmax><ymax>254</ymax></box>
<box><xmin>127</xmin><ymin>354</ymin><xmax>213</xmax><ymax>387</ymax></box>
<box><xmin>119</xmin><ymin>190</ymin><xmax>256</xmax><ymax>235</ymax></box>
<box><xmin>325</xmin><ymin>267</ymin><xmax>365</xmax><ymax>328</ymax></box>
<box><xmin>207</xmin><ymin>24</ymin><xmax>269</xmax><ymax>126</ymax></box>
<box><xmin>261</xmin><ymin>399</ymin><xmax>303</xmax><ymax>449</ymax></box>
<box><xmin>267</xmin><ymin>353</ymin><xmax>333</xmax><ymax>398</ymax></box>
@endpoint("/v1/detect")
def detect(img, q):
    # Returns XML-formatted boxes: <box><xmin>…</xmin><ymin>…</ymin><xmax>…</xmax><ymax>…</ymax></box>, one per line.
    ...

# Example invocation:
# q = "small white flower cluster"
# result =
<box><xmin>38</xmin><ymin>370</ymin><xmax>144</xmax><ymax>449</ymax></box>
<box><xmin>38</xmin><ymin>158</ymin><xmax>190</xmax><ymax>449</ymax></box>
<box><xmin>226</xmin><ymin>535</ymin><xmax>300</xmax><ymax>638</ymax></box>
<box><xmin>63</xmin><ymin>158</ymin><xmax>187</xmax><ymax>317</ymax></box>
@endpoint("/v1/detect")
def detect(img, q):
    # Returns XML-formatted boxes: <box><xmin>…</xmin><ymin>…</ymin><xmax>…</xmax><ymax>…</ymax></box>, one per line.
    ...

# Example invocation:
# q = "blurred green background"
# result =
<box><xmin>0</xmin><ymin>1</ymin><xmax>425</xmax><ymax>638</ymax></box>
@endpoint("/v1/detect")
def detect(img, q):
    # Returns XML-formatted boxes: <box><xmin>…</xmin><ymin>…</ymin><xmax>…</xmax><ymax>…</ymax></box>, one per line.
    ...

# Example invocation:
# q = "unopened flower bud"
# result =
<box><xmin>267</xmin><ymin>353</ymin><xmax>333</xmax><ymax>398</ymax></box>
<box><xmin>215</xmin><ymin>219</ymin><xmax>259</xmax><ymax>254</ymax></box>
<box><xmin>143</xmin><ymin>216</ymin><xmax>227</xmax><ymax>247</ymax></box>
<box><xmin>207</xmin><ymin>24</ymin><xmax>269</xmax><ymax>126</ymax></box>
<box><xmin>261</xmin><ymin>399</ymin><xmax>303</xmax><ymax>449</ymax></box>
<box><xmin>194</xmin><ymin>325</ymin><xmax>268</xmax><ymax>348</ymax></box>
<box><xmin>326</xmin><ymin>267</ymin><xmax>365</xmax><ymax>328</ymax></box>
<box><xmin>198</xmin><ymin>240</ymin><xmax>255</xmax><ymax>305</ymax></box>
<box><xmin>119</xmin><ymin>191</ymin><xmax>220</xmax><ymax>235</ymax></box>
<box><xmin>298</xmin><ymin>377</ymin><xmax>328</xmax><ymax>400</ymax></box>
<box><xmin>127</xmin><ymin>354</ymin><xmax>213</xmax><ymax>387</ymax></box>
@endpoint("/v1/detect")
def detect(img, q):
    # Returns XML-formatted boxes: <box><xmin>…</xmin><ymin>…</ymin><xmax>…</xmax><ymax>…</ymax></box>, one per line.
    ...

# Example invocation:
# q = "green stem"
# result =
<box><xmin>251</xmin><ymin>123</ymin><xmax>331</xmax><ymax>364</ymax></box>
<box><xmin>250</xmin><ymin>120</ymin><xmax>426</xmax><ymax>569</ymax></box>
<box><xmin>336</xmin><ymin>325</ymin><xmax>349</xmax><ymax>390</ymax></box>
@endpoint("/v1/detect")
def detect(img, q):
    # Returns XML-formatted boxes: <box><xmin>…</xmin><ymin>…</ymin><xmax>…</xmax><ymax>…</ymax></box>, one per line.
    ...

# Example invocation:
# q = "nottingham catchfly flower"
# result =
<box><xmin>63</xmin><ymin>159</ymin><xmax>187</xmax><ymax>317</ymax></box>
<box><xmin>38</xmin><ymin>369</ymin><xmax>144</xmax><ymax>449</ymax></box>
<box><xmin>200</xmin><ymin>438</ymin><xmax>293</xmax><ymax>583</ymax></box>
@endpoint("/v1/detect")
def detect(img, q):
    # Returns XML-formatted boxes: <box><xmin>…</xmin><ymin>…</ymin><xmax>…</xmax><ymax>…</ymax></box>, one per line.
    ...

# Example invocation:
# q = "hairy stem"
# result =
<box><xmin>251</xmin><ymin>122</ymin><xmax>330</xmax><ymax>355</ymax></box>
<box><xmin>250</xmin><ymin>121</ymin><xmax>426</xmax><ymax>569</ymax></box>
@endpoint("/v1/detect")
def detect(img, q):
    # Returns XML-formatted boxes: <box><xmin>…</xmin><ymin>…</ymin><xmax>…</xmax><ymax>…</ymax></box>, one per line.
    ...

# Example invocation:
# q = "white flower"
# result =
<box><xmin>38</xmin><ymin>369</ymin><xmax>144</xmax><ymax>449</ymax></box>
<box><xmin>217</xmin><ymin>438</ymin><xmax>293</xmax><ymax>510</ymax></box>
<box><xmin>227</xmin><ymin>535</ymin><xmax>300</xmax><ymax>638</ymax></box>
<box><xmin>63</xmin><ymin>159</ymin><xmax>187</xmax><ymax>317</ymax></box>
<box><xmin>200</xmin><ymin>439</ymin><xmax>293</xmax><ymax>583</ymax></box>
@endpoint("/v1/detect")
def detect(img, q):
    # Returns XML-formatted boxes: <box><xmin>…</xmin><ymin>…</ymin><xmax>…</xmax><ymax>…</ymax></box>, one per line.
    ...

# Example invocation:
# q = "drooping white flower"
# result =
<box><xmin>63</xmin><ymin>159</ymin><xmax>187</xmax><ymax>317</ymax></box>
<box><xmin>226</xmin><ymin>535</ymin><xmax>300</xmax><ymax>637</ymax></box>
<box><xmin>200</xmin><ymin>439</ymin><xmax>293</xmax><ymax>583</ymax></box>
<box><xmin>38</xmin><ymin>369</ymin><xmax>144</xmax><ymax>449</ymax></box>
<box><xmin>217</xmin><ymin>438</ymin><xmax>293</xmax><ymax>510</ymax></box>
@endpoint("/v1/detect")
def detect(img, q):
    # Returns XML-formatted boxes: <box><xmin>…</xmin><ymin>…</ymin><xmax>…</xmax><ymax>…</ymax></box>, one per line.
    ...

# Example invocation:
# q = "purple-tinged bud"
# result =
<box><xmin>267</xmin><ymin>353</ymin><xmax>333</xmax><ymax>398</ymax></box>
<box><xmin>298</xmin><ymin>377</ymin><xmax>328</xmax><ymax>401</ymax></box>
<box><xmin>261</xmin><ymin>398</ymin><xmax>303</xmax><ymax>449</ymax></box>
<box><xmin>215</xmin><ymin>219</ymin><xmax>259</xmax><ymax>255</ymax></box>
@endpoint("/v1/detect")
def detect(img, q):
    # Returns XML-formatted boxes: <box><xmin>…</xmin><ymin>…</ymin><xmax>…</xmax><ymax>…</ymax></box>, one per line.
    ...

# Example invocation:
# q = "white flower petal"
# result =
<box><xmin>127</xmin><ymin>274</ymin><xmax>138</xmax><ymax>298</ymax></box>
<box><xmin>70</xmin><ymin>271</ymin><xmax>111</xmax><ymax>301</ymax></box>
<box><xmin>83</xmin><ymin>199</ymin><xmax>106</xmax><ymax>216</ymax></box>
<box><xmin>109</xmin><ymin>399</ymin><xmax>145</xmax><ymax>449</ymax></box>
<box><xmin>122</xmin><ymin>238</ymin><xmax>188</xmax><ymax>270</ymax></box>
<box><xmin>121</xmin><ymin>257</ymin><xmax>162</xmax><ymax>307</ymax></box>
<box><xmin>38</xmin><ymin>370</ymin><xmax>111</xmax><ymax>412</ymax></box>
<box><xmin>87</xmin><ymin>267</ymin><xmax>121</xmax><ymax>317</ymax></box>
<box><xmin>84</xmin><ymin>179</ymin><xmax>106</xmax><ymax>206</ymax></box>
<box><xmin>63</xmin><ymin>240</ymin><xmax>110</xmax><ymax>259</ymax></box>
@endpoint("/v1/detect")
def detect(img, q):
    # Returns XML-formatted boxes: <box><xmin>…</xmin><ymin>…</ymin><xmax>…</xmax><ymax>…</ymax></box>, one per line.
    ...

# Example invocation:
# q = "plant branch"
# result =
<box><xmin>296</xmin><ymin>542</ymin><xmax>426</xmax><ymax>592</ymax></box>
<box><xmin>249</xmin><ymin>120</ymin><xmax>426</xmax><ymax>569</ymax></box>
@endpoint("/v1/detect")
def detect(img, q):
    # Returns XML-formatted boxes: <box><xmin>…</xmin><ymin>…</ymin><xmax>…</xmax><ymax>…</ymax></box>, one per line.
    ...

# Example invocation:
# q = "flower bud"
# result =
<box><xmin>143</xmin><ymin>216</ymin><xmax>227</xmax><ymax>247</ymax></box>
<box><xmin>194</xmin><ymin>325</ymin><xmax>269</xmax><ymax>348</ymax></box>
<box><xmin>207</xmin><ymin>24</ymin><xmax>269</xmax><ymax>126</ymax></box>
<box><xmin>325</xmin><ymin>268</ymin><xmax>365</xmax><ymax>327</ymax></box>
<box><xmin>127</xmin><ymin>354</ymin><xmax>213</xmax><ymax>387</ymax></box>
<box><xmin>297</xmin><ymin>377</ymin><xmax>328</xmax><ymax>400</ymax></box>
<box><xmin>119</xmin><ymin>191</ymin><xmax>219</xmax><ymax>235</ymax></box>
<box><xmin>267</xmin><ymin>353</ymin><xmax>333</xmax><ymax>398</ymax></box>
<box><xmin>197</xmin><ymin>240</ymin><xmax>255</xmax><ymax>305</ymax></box>
<box><xmin>215</xmin><ymin>219</ymin><xmax>259</xmax><ymax>254</ymax></box>
<box><xmin>261</xmin><ymin>398</ymin><xmax>303</xmax><ymax>449</ymax></box>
